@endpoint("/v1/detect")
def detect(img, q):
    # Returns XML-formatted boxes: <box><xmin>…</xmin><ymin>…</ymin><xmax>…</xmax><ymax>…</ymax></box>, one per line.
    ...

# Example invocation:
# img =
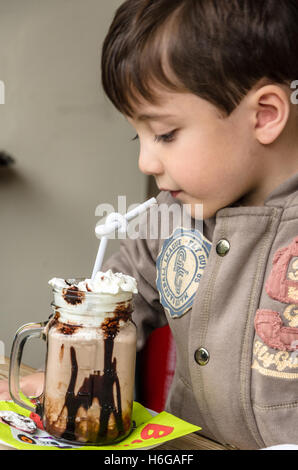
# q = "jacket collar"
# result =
<box><xmin>264</xmin><ymin>171</ymin><xmax>298</xmax><ymax>208</ymax></box>
<box><xmin>158</xmin><ymin>172</ymin><xmax>298</xmax><ymax>243</ymax></box>
<box><xmin>203</xmin><ymin>172</ymin><xmax>298</xmax><ymax>242</ymax></box>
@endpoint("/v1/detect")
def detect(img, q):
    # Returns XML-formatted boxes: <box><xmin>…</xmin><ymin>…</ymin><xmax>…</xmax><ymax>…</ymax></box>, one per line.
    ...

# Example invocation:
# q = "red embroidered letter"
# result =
<box><xmin>266</xmin><ymin>237</ymin><xmax>298</xmax><ymax>303</ymax></box>
<box><xmin>255</xmin><ymin>309</ymin><xmax>298</xmax><ymax>351</ymax></box>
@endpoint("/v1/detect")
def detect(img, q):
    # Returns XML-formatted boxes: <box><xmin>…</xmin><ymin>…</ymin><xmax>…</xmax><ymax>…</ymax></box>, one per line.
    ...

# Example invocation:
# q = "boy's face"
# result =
<box><xmin>127</xmin><ymin>88</ymin><xmax>263</xmax><ymax>219</ymax></box>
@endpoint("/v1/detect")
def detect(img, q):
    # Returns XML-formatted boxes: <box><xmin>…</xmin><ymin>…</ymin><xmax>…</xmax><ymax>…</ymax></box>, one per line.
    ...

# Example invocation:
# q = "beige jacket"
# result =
<box><xmin>103</xmin><ymin>172</ymin><xmax>298</xmax><ymax>449</ymax></box>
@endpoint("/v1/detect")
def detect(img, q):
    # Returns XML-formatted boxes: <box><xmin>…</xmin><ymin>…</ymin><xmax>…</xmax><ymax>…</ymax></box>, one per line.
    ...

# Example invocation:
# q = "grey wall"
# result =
<box><xmin>0</xmin><ymin>0</ymin><xmax>147</xmax><ymax>368</ymax></box>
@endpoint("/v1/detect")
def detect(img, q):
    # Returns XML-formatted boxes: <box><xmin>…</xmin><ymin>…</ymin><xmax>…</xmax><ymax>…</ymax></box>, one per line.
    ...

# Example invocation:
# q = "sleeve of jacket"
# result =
<box><xmin>101</xmin><ymin>194</ymin><xmax>168</xmax><ymax>352</ymax></box>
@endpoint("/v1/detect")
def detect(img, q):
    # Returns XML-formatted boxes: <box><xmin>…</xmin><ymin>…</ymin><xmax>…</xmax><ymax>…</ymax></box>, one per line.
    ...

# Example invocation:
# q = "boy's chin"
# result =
<box><xmin>187</xmin><ymin>202</ymin><xmax>217</xmax><ymax>221</ymax></box>
<box><xmin>177</xmin><ymin>195</ymin><xmax>221</xmax><ymax>221</ymax></box>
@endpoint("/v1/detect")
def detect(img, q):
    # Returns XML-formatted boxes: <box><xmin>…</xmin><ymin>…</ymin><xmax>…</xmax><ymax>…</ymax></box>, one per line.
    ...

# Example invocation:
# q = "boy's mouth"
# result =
<box><xmin>170</xmin><ymin>190</ymin><xmax>182</xmax><ymax>198</ymax></box>
<box><xmin>159</xmin><ymin>188</ymin><xmax>182</xmax><ymax>198</ymax></box>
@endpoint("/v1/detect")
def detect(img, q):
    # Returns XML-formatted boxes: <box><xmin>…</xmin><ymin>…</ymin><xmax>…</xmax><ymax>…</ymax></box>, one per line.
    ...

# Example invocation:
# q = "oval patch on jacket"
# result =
<box><xmin>156</xmin><ymin>227</ymin><xmax>212</xmax><ymax>318</ymax></box>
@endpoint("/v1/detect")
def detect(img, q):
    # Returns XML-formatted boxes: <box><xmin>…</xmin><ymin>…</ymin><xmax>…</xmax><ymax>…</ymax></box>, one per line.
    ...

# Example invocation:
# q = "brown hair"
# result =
<box><xmin>101</xmin><ymin>0</ymin><xmax>298</xmax><ymax>117</ymax></box>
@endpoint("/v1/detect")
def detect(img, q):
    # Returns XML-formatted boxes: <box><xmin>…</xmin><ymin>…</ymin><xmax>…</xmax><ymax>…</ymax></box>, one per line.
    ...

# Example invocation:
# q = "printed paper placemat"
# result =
<box><xmin>0</xmin><ymin>400</ymin><xmax>201</xmax><ymax>450</ymax></box>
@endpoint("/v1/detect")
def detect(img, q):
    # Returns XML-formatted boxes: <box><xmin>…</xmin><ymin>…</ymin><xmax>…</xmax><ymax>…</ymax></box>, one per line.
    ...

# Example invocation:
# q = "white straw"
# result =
<box><xmin>91</xmin><ymin>197</ymin><xmax>157</xmax><ymax>280</ymax></box>
<box><xmin>95</xmin><ymin>197</ymin><xmax>157</xmax><ymax>237</ymax></box>
<box><xmin>91</xmin><ymin>236</ymin><xmax>108</xmax><ymax>280</ymax></box>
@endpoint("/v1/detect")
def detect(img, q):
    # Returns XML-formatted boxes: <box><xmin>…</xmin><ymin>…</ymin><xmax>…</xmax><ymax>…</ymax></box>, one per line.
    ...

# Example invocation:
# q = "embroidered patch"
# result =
<box><xmin>156</xmin><ymin>227</ymin><xmax>212</xmax><ymax>319</ymax></box>
<box><xmin>265</xmin><ymin>236</ymin><xmax>298</xmax><ymax>303</ymax></box>
<box><xmin>253</xmin><ymin>236</ymin><xmax>298</xmax><ymax>379</ymax></box>
<box><xmin>284</xmin><ymin>304</ymin><xmax>298</xmax><ymax>327</ymax></box>
<box><xmin>252</xmin><ymin>340</ymin><xmax>298</xmax><ymax>380</ymax></box>
<box><xmin>255</xmin><ymin>309</ymin><xmax>298</xmax><ymax>351</ymax></box>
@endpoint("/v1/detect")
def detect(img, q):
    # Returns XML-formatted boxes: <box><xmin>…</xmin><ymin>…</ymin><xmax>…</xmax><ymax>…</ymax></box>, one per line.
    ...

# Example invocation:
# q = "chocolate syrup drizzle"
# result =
<box><xmin>60</xmin><ymin>338</ymin><xmax>124</xmax><ymax>443</ymax></box>
<box><xmin>56</xmin><ymin>300</ymin><xmax>133</xmax><ymax>443</ymax></box>
<box><xmin>62</xmin><ymin>285</ymin><xmax>85</xmax><ymax>305</ymax></box>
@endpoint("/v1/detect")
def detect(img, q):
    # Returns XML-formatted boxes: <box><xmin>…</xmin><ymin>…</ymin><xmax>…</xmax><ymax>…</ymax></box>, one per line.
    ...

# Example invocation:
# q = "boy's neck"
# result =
<box><xmin>239</xmin><ymin>119</ymin><xmax>298</xmax><ymax>207</ymax></box>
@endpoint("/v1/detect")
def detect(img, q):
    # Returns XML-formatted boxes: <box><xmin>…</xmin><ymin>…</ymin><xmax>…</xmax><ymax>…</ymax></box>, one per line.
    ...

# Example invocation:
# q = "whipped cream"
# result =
<box><xmin>49</xmin><ymin>269</ymin><xmax>138</xmax><ymax>295</ymax></box>
<box><xmin>48</xmin><ymin>270</ymin><xmax>138</xmax><ymax>321</ymax></box>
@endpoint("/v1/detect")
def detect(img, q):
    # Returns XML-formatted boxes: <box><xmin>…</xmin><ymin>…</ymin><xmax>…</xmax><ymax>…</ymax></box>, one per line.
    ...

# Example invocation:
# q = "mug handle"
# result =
<box><xmin>9</xmin><ymin>322</ymin><xmax>47</xmax><ymax>413</ymax></box>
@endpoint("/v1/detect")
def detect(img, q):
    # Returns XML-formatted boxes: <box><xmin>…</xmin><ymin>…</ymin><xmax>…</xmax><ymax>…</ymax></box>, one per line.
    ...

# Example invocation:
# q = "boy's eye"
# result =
<box><xmin>154</xmin><ymin>130</ymin><xmax>177</xmax><ymax>143</ymax></box>
<box><xmin>131</xmin><ymin>130</ymin><xmax>177</xmax><ymax>143</ymax></box>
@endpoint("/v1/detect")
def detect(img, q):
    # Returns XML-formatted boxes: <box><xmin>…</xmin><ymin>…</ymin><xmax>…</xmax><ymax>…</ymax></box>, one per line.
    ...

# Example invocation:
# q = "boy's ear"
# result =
<box><xmin>253</xmin><ymin>85</ymin><xmax>290</xmax><ymax>145</ymax></box>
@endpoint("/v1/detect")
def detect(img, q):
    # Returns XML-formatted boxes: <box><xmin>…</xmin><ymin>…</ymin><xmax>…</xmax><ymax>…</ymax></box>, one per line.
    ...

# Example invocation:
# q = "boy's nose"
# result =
<box><xmin>138</xmin><ymin>149</ymin><xmax>164</xmax><ymax>176</ymax></box>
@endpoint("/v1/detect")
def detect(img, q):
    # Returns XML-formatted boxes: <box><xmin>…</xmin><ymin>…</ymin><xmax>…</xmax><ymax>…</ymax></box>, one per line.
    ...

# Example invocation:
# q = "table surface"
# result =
<box><xmin>0</xmin><ymin>358</ymin><xmax>229</xmax><ymax>451</ymax></box>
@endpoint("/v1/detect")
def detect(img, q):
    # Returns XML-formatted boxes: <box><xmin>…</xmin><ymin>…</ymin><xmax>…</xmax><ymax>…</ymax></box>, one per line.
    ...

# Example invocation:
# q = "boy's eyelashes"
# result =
<box><xmin>154</xmin><ymin>130</ymin><xmax>177</xmax><ymax>143</ymax></box>
<box><xmin>131</xmin><ymin>130</ymin><xmax>177</xmax><ymax>144</ymax></box>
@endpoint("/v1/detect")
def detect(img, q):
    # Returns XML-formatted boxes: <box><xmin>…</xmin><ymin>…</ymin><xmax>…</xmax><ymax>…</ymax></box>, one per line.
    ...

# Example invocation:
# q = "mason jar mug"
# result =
<box><xmin>9</xmin><ymin>282</ymin><xmax>137</xmax><ymax>446</ymax></box>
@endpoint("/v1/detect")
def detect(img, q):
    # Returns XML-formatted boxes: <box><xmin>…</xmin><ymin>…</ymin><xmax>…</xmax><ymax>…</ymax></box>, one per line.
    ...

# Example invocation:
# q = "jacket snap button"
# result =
<box><xmin>194</xmin><ymin>347</ymin><xmax>210</xmax><ymax>366</ymax></box>
<box><xmin>216</xmin><ymin>239</ymin><xmax>230</xmax><ymax>257</ymax></box>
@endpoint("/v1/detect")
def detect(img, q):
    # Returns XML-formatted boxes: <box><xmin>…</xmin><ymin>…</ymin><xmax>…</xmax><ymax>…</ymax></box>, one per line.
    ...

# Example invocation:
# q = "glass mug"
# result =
<box><xmin>9</xmin><ymin>282</ymin><xmax>137</xmax><ymax>445</ymax></box>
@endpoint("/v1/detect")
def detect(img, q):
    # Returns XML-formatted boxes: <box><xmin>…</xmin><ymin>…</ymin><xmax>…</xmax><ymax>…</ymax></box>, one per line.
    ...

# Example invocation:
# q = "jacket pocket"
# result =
<box><xmin>253</xmin><ymin>401</ymin><xmax>298</xmax><ymax>447</ymax></box>
<box><xmin>252</xmin><ymin>337</ymin><xmax>298</xmax><ymax>447</ymax></box>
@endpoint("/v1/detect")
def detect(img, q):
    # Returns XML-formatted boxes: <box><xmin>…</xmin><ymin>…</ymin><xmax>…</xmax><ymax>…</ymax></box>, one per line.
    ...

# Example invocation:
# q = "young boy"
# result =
<box><xmin>1</xmin><ymin>0</ymin><xmax>298</xmax><ymax>449</ymax></box>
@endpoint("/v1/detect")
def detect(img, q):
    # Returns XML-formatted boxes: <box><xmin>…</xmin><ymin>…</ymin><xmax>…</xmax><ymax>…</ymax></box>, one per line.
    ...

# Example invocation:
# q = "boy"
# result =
<box><xmin>1</xmin><ymin>0</ymin><xmax>298</xmax><ymax>449</ymax></box>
